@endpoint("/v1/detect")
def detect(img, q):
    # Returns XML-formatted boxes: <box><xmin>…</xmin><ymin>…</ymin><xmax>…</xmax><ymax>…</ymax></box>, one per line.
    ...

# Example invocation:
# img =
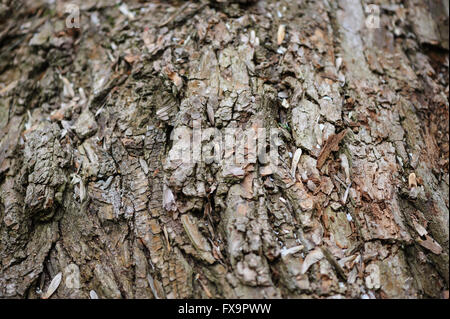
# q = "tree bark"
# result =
<box><xmin>0</xmin><ymin>0</ymin><xmax>448</xmax><ymax>299</ymax></box>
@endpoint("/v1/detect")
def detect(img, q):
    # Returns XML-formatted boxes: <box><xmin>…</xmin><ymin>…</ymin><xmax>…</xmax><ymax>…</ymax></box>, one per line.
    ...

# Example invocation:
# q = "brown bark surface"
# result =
<box><xmin>0</xmin><ymin>0</ymin><xmax>448</xmax><ymax>299</ymax></box>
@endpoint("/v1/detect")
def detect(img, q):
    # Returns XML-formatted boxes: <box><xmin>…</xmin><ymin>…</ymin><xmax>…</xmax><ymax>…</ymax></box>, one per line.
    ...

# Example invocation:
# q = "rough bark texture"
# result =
<box><xmin>0</xmin><ymin>0</ymin><xmax>448</xmax><ymax>299</ymax></box>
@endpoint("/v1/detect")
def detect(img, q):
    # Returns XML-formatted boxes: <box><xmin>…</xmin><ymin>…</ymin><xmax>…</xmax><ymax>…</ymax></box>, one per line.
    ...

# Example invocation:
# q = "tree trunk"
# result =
<box><xmin>0</xmin><ymin>0</ymin><xmax>448</xmax><ymax>299</ymax></box>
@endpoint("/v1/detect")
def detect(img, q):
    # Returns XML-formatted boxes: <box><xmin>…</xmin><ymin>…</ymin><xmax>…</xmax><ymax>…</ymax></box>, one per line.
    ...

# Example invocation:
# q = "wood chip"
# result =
<box><xmin>412</xmin><ymin>220</ymin><xmax>427</xmax><ymax>237</ymax></box>
<box><xmin>147</xmin><ymin>274</ymin><xmax>160</xmax><ymax>299</ymax></box>
<box><xmin>50</xmin><ymin>110</ymin><xmax>64</xmax><ymax>121</ymax></box>
<box><xmin>79</xmin><ymin>180</ymin><xmax>86</xmax><ymax>203</ymax></box>
<box><xmin>163</xmin><ymin>66</ymin><xmax>183</xmax><ymax>88</ymax></box>
<box><xmin>163</xmin><ymin>185</ymin><xmax>177</xmax><ymax>211</ymax></box>
<box><xmin>417</xmin><ymin>235</ymin><xmax>443</xmax><ymax>255</ymax></box>
<box><xmin>300</xmin><ymin>248</ymin><xmax>324</xmax><ymax>274</ymax></box>
<box><xmin>408</xmin><ymin>172</ymin><xmax>417</xmax><ymax>188</ymax></box>
<box><xmin>42</xmin><ymin>272</ymin><xmax>62</xmax><ymax>299</ymax></box>
<box><xmin>281</xmin><ymin>99</ymin><xmax>290</xmax><ymax>109</ymax></box>
<box><xmin>163</xmin><ymin>225</ymin><xmax>171</xmax><ymax>252</ymax></box>
<box><xmin>277</xmin><ymin>25</ymin><xmax>286</xmax><ymax>45</ymax></box>
<box><xmin>317</xmin><ymin>129</ymin><xmax>347</xmax><ymax>169</ymax></box>
<box><xmin>139</xmin><ymin>157</ymin><xmax>149</xmax><ymax>175</ymax></box>
<box><xmin>281</xmin><ymin>245</ymin><xmax>303</xmax><ymax>257</ymax></box>
<box><xmin>206</xmin><ymin>103</ymin><xmax>215</xmax><ymax>126</ymax></box>
<box><xmin>89</xmin><ymin>290</ymin><xmax>99</xmax><ymax>299</ymax></box>
<box><xmin>339</xmin><ymin>153</ymin><xmax>350</xmax><ymax>183</ymax></box>
<box><xmin>291</xmin><ymin>148</ymin><xmax>302</xmax><ymax>178</ymax></box>
<box><xmin>60</xmin><ymin>75</ymin><xmax>75</xmax><ymax>98</ymax></box>
<box><xmin>342</xmin><ymin>182</ymin><xmax>351</xmax><ymax>204</ymax></box>
<box><xmin>124</xmin><ymin>54</ymin><xmax>140</xmax><ymax>64</ymax></box>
